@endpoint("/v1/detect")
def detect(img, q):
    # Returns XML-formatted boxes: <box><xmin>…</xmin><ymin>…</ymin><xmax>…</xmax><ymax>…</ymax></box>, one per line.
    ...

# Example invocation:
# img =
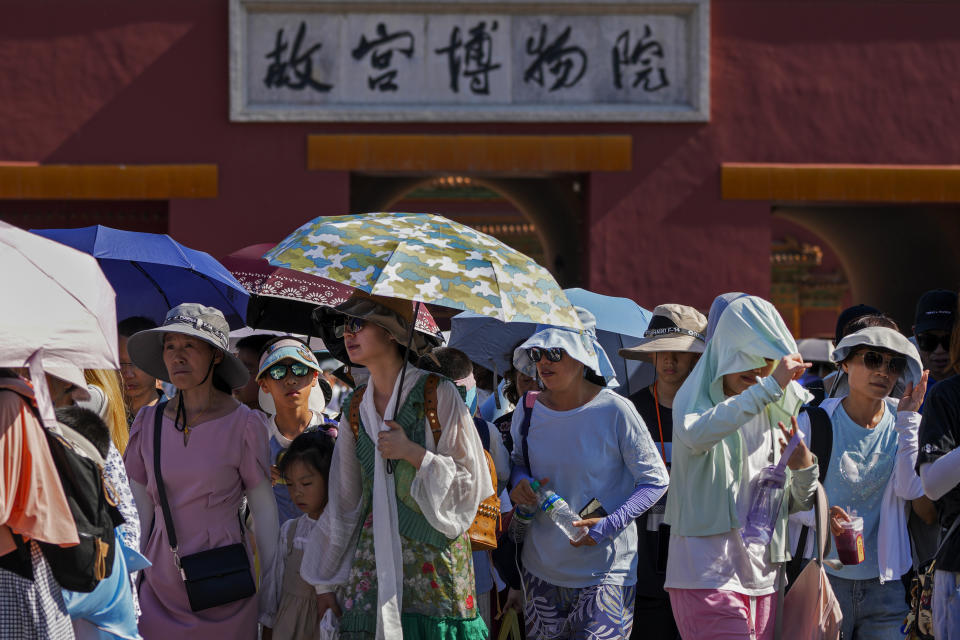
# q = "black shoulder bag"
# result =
<box><xmin>152</xmin><ymin>402</ymin><xmax>256</xmax><ymax>612</ymax></box>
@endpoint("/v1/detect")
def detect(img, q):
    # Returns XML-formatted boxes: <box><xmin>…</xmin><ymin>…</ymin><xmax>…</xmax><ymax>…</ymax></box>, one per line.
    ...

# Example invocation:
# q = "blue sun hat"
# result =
<box><xmin>513</xmin><ymin>307</ymin><xmax>618</xmax><ymax>387</ymax></box>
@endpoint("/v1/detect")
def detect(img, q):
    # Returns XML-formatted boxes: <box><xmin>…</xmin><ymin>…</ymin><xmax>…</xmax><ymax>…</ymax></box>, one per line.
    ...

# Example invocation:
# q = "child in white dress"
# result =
<box><xmin>261</xmin><ymin>431</ymin><xmax>335</xmax><ymax>640</ymax></box>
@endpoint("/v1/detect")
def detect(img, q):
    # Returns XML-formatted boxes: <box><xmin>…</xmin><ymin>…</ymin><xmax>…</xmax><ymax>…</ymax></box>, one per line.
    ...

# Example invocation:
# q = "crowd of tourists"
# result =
<box><xmin>3</xmin><ymin>284</ymin><xmax>960</xmax><ymax>640</ymax></box>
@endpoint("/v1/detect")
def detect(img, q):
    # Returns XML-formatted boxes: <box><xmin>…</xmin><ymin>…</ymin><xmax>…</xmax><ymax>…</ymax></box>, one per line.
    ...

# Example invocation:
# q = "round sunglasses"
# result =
<box><xmin>334</xmin><ymin>317</ymin><xmax>367</xmax><ymax>338</ymax></box>
<box><xmin>854</xmin><ymin>350</ymin><xmax>907</xmax><ymax>376</ymax></box>
<box><xmin>917</xmin><ymin>333</ymin><xmax>951</xmax><ymax>353</ymax></box>
<box><xmin>528</xmin><ymin>346</ymin><xmax>564</xmax><ymax>363</ymax></box>
<box><xmin>266</xmin><ymin>362</ymin><xmax>314</xmax><ymax>380</ymax></box>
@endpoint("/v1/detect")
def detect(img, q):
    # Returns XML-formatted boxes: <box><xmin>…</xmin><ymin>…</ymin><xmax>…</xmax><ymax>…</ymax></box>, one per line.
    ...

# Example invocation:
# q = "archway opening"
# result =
<box><xmin>350</xmin><ymin>173</ymin><xmax>586</xmax><ymax>287</ymax></box>
<box><xmin>774</xmin><ymin>204</ymin><xmax>960</xmax><ymax>331</ymax></box>
<box><xmin>390</xmin><ymin>175</ymin><xmax>547</xmax><ymax>267</ymax></box>
<box><xmin>770</xmin><ymin>215</ymin><xmax>851</xmax><ymax>339</ymax></box>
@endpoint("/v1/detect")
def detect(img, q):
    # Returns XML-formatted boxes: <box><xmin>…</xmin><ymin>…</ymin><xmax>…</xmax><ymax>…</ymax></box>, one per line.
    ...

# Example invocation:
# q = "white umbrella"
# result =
<box><xmin>0</xmin><ymin>221</ymin><xmax>119</xmax><ymax>425</ymax></box>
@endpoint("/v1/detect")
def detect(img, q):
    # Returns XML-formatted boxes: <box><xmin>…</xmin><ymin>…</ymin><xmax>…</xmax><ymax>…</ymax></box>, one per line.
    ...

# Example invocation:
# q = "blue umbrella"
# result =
<box><xmin>32</xmin><ymin>225</ymin><xmax>249</xmax><ymax>328</ymax></box>
<box><xmin>449</xmin><ymin>287</ymin><xmax>655</xmax><ymax>396</ymax></box>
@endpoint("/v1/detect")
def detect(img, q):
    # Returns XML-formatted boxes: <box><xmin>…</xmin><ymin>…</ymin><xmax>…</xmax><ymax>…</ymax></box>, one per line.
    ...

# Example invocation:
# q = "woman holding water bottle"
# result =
<box><xmin>800</xmin><ymin>325</ymin><xmax>927</xmax><ymax>639</ymax></box>
<box><xmin>507</xmin><ymin>307</ymin><xmax>669</xmax><ymax>639</ymax></box>
<box><xmin>665</xmin><ymin>295</ymin><xmax>818</xmax><ymax>640</ymax></box>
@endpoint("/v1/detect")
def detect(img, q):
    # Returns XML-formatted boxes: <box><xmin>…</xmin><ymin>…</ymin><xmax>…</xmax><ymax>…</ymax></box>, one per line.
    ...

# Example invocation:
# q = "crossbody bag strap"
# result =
<box><xmin>152</xmin><ymin>402</ymin><xmax>180</xmax><ymax>559</ymax></box>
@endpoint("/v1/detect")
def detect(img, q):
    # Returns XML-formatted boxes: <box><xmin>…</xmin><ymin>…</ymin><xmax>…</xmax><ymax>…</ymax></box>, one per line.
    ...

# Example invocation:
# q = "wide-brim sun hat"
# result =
<box><xmin>513</xmin><ymin>306</ymin><xmax>618</xmax><ymax>387</ymax></box>
<box><xmin>831</xmin><ymin>326</ymin><xmax>923</xmax><ymax>387</ymax></box>
<box><xmin>317</xmin><ymin>291</ymin><xmax>434</xmax><ymax>364</ymax></box>
<box><xmin>619</xmin><ymin>303</ymin><xmax>707</xmax><ymax>361</ymax></box>
<box><xmin>127</xmin><ymin>303</ymin><xmax>249</xmax><ymax>389</ymax></box>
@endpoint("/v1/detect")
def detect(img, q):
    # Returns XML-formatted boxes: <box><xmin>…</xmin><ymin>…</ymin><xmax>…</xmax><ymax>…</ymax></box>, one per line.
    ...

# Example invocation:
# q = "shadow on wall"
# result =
<box><xmin>775</xmin><ymin>204</ymin><xmax>960</xmax><ymax>329</ymax></box>
<box><xmin>349</xmin><ymin>174</ymin><xmax>585</xmax><ymax>287</ymax></box>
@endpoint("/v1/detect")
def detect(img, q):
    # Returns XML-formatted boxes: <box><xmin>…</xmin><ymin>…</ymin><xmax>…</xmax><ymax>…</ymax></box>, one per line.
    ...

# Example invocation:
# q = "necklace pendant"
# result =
<box><xmin>183</xmin><ymin>427</ymin><xmax>190</xmax><ymax>447</ymax></box>
<box><xmin>768</xmin><ymin>450</ymin><xmax>775</xmax><ymax>463</ymax></box>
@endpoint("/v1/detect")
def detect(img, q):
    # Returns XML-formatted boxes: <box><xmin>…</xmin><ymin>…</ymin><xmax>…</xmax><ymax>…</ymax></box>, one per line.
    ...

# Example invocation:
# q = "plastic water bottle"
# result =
<box><xmin>742</xmin><ymin>429</ymin><xmax>802</xmax><ymax>546</ymax></box>
<box><xmin>508</xmin><ymin>502</ymin><xmax>536</xmax><ymax>542</ymax></box>
<box><xmin>531</xmin><ymin>481</ymin><xmax>589</xmax><ymax>542</ymax></box>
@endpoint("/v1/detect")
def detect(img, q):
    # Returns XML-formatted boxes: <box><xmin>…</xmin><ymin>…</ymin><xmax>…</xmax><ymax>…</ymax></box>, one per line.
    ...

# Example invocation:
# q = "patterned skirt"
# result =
<box><xmin>339</xmin><ymin>513</ymin><xmax>487</xmax><ymax>640</ymax></box>
<box><xmin>0</xmin><ymin>540</ymin><xmax>75</xmax><ymax>639</ymax></box>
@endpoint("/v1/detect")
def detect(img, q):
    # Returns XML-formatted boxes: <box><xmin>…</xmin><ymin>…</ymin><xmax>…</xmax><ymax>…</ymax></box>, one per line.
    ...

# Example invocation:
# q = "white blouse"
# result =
<box><xmin>300</xmin><ymin>366</ymin><xmax>493</xmax><ymax>640</ymax></box>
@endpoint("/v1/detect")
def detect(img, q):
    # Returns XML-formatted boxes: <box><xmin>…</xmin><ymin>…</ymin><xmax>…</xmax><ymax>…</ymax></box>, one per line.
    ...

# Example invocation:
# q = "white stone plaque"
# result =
<box><xmin>230</xmin><ymin>0</ymin><xmax>709</xmax><ymax>122</ymax></box>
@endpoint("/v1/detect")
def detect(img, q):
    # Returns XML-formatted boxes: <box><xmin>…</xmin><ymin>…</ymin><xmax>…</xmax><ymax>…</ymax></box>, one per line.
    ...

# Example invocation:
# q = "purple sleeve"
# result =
<box><xmin>509</xmin><ymin>464</ymin><xmax>534</xmax><ymax>490</ymax></box>
<box><xmin>587</xmin><ymin>483</ymin><xmax>669</xmax><ymax>543</ymax></box>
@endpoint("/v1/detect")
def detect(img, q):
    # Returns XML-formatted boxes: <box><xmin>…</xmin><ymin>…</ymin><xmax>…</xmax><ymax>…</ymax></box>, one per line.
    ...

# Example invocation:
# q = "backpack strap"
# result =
<box><xmin>348</xmin><ymin>386</ymin><xmax>368</xmax><ymax>439</ymax></box>
<box><xmin>474</xmin><ymin>416</ymin><xmax>490</xmax><ymax>451</ymax></box>
<box><xmin>790</xmin><ymin>406</ymin><xmax>833</xmax><ymax>572</ymax></box>
<box><xmin>520</xmin><ymin>391</ymin><xmax>540</xmax><ymax>473</ymax></box>
<box><xmin>423</xmin><ymin>374</ymin><xmax>442</xmax><ymax>445</ymax></box>
<box><xmin>800</xmin><ymin>406</ymin><xmax>832</xmax><ymax>483</ymax></box>
<box><xmin>351</xmin><ymin>375</ymin><xmax>441</xmax><ymax>444</ymax></box>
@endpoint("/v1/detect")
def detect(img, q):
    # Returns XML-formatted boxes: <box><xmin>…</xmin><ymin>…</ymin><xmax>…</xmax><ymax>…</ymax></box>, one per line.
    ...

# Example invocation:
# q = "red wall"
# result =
<box><xmin>3</xmin><ymin>0</ymin><xmax>960</xmax><ymax>314</ymax></box>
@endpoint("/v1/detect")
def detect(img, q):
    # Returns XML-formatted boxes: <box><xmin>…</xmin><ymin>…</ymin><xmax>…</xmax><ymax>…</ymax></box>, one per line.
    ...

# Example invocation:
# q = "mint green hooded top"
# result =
<box><xmin>665</xmin><ymin>296</ymin><xmax>818</xmax><ymax>563</ymax></box>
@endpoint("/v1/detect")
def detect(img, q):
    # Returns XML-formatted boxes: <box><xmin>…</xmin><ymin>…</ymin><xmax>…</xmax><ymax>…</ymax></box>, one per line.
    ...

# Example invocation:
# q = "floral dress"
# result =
<box><xmin>337</xmin><ymin>374</ymin><xmax>486</xmax><ymax>640</ymax></box>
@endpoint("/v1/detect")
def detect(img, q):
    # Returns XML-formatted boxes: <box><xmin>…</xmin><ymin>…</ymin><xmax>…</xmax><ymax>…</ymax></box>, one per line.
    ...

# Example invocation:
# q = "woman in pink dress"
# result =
<box><xmin>123</xmin><ymin>304</ymin><xmax>279</xmax><ymax>639</ymax></box>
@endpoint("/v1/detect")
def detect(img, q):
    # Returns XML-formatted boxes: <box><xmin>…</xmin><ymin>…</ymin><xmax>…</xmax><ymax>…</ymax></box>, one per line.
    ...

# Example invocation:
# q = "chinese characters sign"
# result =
<box><xmin>231</xmin><ymin>1</ymin><xmax>709</xmax><ymax>122</ymax></box>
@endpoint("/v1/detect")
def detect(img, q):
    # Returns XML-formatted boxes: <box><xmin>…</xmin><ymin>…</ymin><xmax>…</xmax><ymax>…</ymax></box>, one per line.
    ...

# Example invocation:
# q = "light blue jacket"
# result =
<box><xmin>665</xmin><ymin>296</ymin><xmax>818</xmax><ymax>563</ymax></box>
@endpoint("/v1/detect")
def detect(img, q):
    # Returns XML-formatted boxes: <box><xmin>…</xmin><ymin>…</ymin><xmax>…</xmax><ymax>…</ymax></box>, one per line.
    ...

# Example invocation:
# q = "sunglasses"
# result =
<box><xmin>855</xmin><ymin>350</ymin><xmax>907</xmax><ymax>376</ymax></box>
<box><xmin>528</xmin><ymin>347</ymin><xmax>564</xmax><ymax>363</ymax></box>
<box><xmin>334</xmin><ymin>317</ymin><xmax>367</xmax><ymax>338</ymax></box>
<box><xmin>266</xmin><ymin>362</ymin><xmax>313</xmax><ymax>380</ymax></box>
<box><xmin>917</xmin><ymin>333</ymin><xmax>951</xmax><ymax>353</ymax></box>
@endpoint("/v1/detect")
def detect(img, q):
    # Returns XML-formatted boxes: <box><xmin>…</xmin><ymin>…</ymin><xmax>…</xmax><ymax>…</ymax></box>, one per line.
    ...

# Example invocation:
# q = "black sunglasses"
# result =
<box><xmin>334</xmin><ymin>317</ymin><xmax>367</xmax><ymax>338</ymax></box>
<box><xmin>917</xmin><ymin>333</ymin><xmax>951</xmax><ymax>353</ymax></box>
<box><xmin>528</xmin><ymin>347</ymin><xmax>563</xmax><ymax>363</ymax></box>
<box><xmin>266</xmin><ymin>362</ymin><xmax>313</xmax><ymax>380</ymax></box>
<box><xmin>855</xmin><ymin>350</ymin><xmax>907</xmax><ymax>376</ymax></box>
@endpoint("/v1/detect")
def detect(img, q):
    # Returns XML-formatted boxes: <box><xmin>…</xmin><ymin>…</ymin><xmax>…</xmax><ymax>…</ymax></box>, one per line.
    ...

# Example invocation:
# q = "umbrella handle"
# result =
<box><xmin>386</xmin><ymin>300</ymin><xmax>422</xmax><ymax>475</ymax></box>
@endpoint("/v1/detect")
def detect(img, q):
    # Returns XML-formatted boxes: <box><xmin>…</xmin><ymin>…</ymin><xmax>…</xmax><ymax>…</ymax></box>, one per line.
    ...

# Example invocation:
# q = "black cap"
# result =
<box><xmin>914</xmin><ymin>289</ymin><xmax>957</xmax><ymax>335</ymax></box>
<box><xmin>835</xmin><ymin>304</ymin><xmax>881</xmax><ymax>345</ymax></box>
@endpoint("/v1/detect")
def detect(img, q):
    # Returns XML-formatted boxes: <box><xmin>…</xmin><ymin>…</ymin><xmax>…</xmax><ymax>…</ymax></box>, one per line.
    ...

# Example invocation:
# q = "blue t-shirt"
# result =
<box><xmin>823</xmin><ymin>401</ymin><xmax>897</xmax><ymax>580</ymax></box>
<box><xmin>268</xmin><ymin>412</ymin><xmax>337</xmax><ymax>525</ymax></box>
<box><xmin>509</xmin><ymin>388</ymin><xmax>667</xmax><ymax>588</ymax></box>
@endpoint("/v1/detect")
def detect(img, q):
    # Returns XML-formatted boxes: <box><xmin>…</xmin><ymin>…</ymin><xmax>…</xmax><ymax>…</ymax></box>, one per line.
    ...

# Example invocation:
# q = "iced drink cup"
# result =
<box><xmin>834</xmin><ymin>516</ymin><xmax>865</xmax><ymax>565</ymax></box>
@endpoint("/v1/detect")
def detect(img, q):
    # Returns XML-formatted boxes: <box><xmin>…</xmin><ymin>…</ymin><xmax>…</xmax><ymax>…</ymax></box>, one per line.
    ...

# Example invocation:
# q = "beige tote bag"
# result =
<box><xmin>782</xmin><ymin>485</ymin><xmax>842</xmax><ymax>640</ymax></box>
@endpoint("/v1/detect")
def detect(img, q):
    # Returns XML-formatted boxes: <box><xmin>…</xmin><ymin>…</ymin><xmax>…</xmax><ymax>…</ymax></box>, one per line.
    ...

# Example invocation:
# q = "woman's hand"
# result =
<box><xmin>898</xmin><ymin>370</ymin><xmax>929</xmax><ymax>414</ymax></box>
<box><xmin>499</xmin><ymin>588</ymin><xmax>524</xmax><ymax>617</ymax></box>
<box><xmin>829</xmin><ymin>505</ymin><xmax>851</xmax><ymax>537</ymax></box>
<box><xmin>378</xmin><ymin>421</ymin><xmax>426</xmax><ymax>469</ymax></box>
<box><xmin>509</xmin><ymin>477</ymin><xmax>548</xmax><ymax>507</ymax></box>
<box><xmin>777</xmin><ymin>416</ymin><xmax>815</xmax><ymax>470</ymax></box>
<box><xmin>569</xmin><ymin>518</ymin><xmax>603</xmax><ymax>547</ymax></box>
<box><xmin>316</xmin><ymin>592</ymin><xmax>341</xmax><ymax>620</ymax></box>
<box><xmin>772</xmin><ymin>354</ymin><xmax>812</xmax><ymax>389</ymax></box>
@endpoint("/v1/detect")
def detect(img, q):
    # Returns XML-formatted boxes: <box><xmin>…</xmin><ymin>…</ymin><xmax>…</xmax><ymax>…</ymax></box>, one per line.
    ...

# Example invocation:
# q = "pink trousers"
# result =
<box><xmin>667</xmin><ymin>588</ymin><xmax>777</xmax><ymax>640</ymax></box>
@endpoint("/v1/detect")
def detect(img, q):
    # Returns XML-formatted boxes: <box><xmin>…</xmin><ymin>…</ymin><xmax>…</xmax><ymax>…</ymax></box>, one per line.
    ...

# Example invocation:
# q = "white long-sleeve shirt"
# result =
<box><xmin>300</xmin><ymin>366</ymin><xmax>493</xmax><ymax>640</ymax></box>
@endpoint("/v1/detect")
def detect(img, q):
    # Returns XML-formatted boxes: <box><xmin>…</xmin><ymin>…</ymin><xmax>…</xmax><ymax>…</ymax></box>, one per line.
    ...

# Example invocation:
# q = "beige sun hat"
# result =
<box><xmin>619</xmin><ymin>303</ymin><xmax>708</xmax><ymax>361</ymax></box>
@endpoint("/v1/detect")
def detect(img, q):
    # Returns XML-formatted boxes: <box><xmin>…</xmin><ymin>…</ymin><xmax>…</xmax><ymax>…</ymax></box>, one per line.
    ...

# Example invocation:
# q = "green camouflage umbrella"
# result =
<box><xmin>264</xmin><ymin>212</ymin><xmax>581</xmax><ymax>329</ymax></box>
